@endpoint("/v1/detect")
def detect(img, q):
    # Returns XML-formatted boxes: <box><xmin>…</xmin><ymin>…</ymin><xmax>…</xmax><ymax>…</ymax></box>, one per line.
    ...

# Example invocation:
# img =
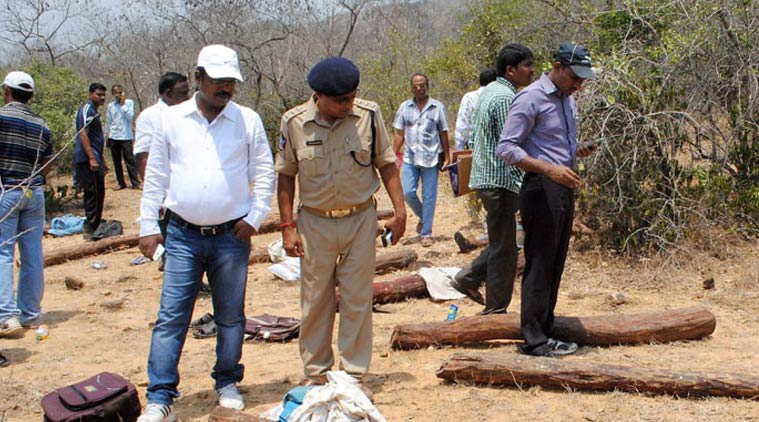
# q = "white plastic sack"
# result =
<box><xmin>289</xmin><ymin>371</ymin><xmax>386</xmax><ymax>422</ymax></box>
<box><xmin>268</xmin><ymin>257</ymin><xmax>301</xmax><ymax>282</ymax></box>
<box><xmin>418</xmin><ymin>267</ymin><xmax>465</xmax><ymax>301</ymax></box>
<box><xmin>268</xmin><ymin>239</ymin><xmax>288</xmax><ymax>263</ymax></box>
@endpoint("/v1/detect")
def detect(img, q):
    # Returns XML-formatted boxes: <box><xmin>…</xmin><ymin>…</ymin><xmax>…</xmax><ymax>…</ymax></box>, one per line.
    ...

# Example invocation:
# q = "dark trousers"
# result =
<box><xmin>108</xmin><ymin>139</ymin><xmax>140</xmax><ymax>188</ymax></box>
<box><xmin>76</xmin><ymin>163</ymin><xmax>106</xmax><ymax>231</ymax></box>
<box><xmin>456</xmin><ymin>188</ymin><xmax>519</xmax><ymax>312</ymax></box>
<box><xmin>519</xmin><ymin>173</ymin><xmax>574</xmax><ymax>352</ymax></box>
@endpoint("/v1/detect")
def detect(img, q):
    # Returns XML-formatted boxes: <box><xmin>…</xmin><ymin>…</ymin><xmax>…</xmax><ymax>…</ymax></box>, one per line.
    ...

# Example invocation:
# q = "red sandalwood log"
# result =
<box><xmin>44</xmin><ymin>234</ymin><xmax>140</xmax><ymax>267</ymax></box>
<box><xmin>436</xmin><ymin>352</ymin><xmax>759</xmax><ymax>400</ymax></box>
<box><xmin>391</xmin><ymin>307</ymin><xmax>716</xmax><ymax>350</ymax></box>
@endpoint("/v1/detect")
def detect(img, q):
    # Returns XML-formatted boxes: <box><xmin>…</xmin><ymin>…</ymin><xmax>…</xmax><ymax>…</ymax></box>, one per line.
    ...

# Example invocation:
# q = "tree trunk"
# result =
<box><xmin>44</xmin><ymin>235</ymin><xmax>140</xmax><ymax>267</ymax></box>
<box><xmin>391</xmin><ymin>307</ymin><xmax>716</xmax><ymax>350</ymax></box>
<box><xmin>436</xmin><ymin>352</ymin><xmax>759</xmax><ymax>400</ymax></box>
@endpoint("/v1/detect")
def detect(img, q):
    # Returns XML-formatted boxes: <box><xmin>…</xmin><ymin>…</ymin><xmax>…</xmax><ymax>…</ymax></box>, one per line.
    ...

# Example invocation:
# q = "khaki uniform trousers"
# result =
<box><xmin>297</xmin><ymin>205</ymin><xmax>378</xmax><ymax>380</ymax></box>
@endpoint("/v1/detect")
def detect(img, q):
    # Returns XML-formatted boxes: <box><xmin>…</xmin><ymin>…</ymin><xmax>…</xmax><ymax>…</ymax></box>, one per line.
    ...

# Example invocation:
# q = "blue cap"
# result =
<box><xmin>307</xmin><ymin>57</ymin><xmax>360</xmax><ymax>96</ymax></box>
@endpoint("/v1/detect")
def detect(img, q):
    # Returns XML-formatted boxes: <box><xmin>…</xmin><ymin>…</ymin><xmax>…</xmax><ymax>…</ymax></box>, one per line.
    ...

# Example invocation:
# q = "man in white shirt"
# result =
<box><xmin>454</xmin><ymin>69</ymin><xmax>496</xmax><ymax>150</ymax></box>
<box><xmin>134</xmin><ymin>72</ymin><xmax>190</xmax><ymax>179</ymax></box>
<box><xmin>137</xmin><ymin>45</ymin><xmax>275</xmax><ymax>422</ymax></box>
<box><xmin>105</xmin><ymin>84</ymin><xmax>140</xmax><ymax>189</ymax></box>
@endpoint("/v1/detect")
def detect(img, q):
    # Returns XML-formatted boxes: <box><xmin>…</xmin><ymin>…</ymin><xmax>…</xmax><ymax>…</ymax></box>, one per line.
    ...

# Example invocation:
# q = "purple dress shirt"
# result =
<box><xmin>497</xmin><ymin>73</ymin><xmax>577</xmax><ymax>168</ymax></box>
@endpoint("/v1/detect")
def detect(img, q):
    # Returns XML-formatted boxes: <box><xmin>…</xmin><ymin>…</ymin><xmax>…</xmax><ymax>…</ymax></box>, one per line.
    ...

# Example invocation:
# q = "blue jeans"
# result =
<box><xmin>146</xmin><ymin>219</ymin><xmax>250</xmax><ymax>405</ymax></box>
<box><xmin>0</xmin><ymin>186</ymin><xmax>45</xmax><ymax>325</ymax></box>
<box><xmin>401</xmin><ymin>162</ymin><xmax>438</xmax><ymax>237</ymax></box>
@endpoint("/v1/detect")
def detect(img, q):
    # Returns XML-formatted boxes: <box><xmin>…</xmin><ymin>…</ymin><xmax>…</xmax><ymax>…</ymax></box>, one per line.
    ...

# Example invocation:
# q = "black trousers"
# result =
<box><xmin>456</xmin><ymin>188</ymin><xmax>519</xmax><ymax>312</ymax></box>
<box><xmin>519</xmin><ymin>173</ymin><xmax>574</xmax><ymax>352</ymax></box>
<box><xmin>76</xmin><ymin>163</ymin><xmax>106</xmax><ymax>231</ymax></box>
<box><xmin>108</xmin><ymin>139</ymin><xmax>140</xmax><ymax>188</ymax></box>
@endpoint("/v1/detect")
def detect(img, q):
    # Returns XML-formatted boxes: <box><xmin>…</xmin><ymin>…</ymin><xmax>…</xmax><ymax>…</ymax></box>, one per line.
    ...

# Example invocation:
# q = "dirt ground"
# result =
<box><xmin>2</xmin><ymin>171</ymin><xmax>759</xmax><ymax>422</ymax></box>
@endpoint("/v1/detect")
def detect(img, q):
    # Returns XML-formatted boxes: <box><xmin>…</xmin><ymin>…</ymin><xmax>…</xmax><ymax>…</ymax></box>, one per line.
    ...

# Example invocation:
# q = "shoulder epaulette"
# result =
<box><xmin>282</xmin><ymin>103</ymin><xmax>308</xmax><ymax>123</ymax></box>
<box><xmin>354</xmin><ymin>98</ymin><xmax>380</xmax><ymax>113</ymax></box>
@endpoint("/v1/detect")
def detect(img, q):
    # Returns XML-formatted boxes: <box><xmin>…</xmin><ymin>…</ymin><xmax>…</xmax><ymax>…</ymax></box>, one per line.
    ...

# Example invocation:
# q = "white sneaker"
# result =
<box><xmin>216</xmin><ymin>383</ymin><xmax>244</xmax><ymax>410</ymax></box>
<box><xmin>0</xmin><ymin>316</ymin><xmax>22</xmax><ymax>338</ymax></box>
<box><xmin>137</xmin><ymin>403</ymin><xmax>175</xmax><ymax>422</ymax></box>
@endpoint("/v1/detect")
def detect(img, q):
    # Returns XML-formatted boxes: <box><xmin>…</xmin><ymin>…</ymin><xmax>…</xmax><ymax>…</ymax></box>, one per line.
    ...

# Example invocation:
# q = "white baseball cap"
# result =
<box><xmin>2</xmin><ymin>71</ymin><xmax>35</xmax><ymax>92</ymax></box>
<box><xmin>197</xmin><ymin>45</ymin><xmax>243</xmax><ymax>82</ymax></box>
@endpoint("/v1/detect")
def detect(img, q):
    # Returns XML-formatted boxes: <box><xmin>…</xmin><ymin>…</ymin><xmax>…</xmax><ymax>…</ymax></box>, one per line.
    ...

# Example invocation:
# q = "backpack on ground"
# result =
<box><xmin>41</xmin><ymin>372</ymin><xmax>141</xmax><ymax>422</ymax></box>
<box><xmin>245</xmin><ymin>314</ymin><xmax>300</xmax><ymax>342</ymax></box>
<box><xmin>91</xmin><ymin>220</ymin><xmax>123</xmax><ymax>240</ymax></box>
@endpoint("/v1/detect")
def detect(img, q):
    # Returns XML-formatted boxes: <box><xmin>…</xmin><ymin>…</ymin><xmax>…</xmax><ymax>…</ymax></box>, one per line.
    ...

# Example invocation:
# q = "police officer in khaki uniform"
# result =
<box><xmin>276</xmin><ymin>57</ymin><xmax>406</xmax><ymax>396</ymax></box>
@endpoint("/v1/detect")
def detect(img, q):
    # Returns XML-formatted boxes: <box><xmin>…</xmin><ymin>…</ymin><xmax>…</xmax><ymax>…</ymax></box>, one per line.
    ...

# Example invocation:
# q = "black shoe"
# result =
<box><xmin>519</xmin><ymin>338</ymin><xmax>578</xmax><ymax>357</ymax></box>
<box><xmin>449</xmin><ymin>278</ymin><xmax>485</xmax><ymax>305</ymax></box>
<box><xmin>454</xmin><ymin>231</ymin><xmax>473</xmax><ymax>253</ymax></box>
<box><xmin>0</xmin><ymin>352</ymin><xmax>9</xmax><ymax>367</ymax></box>
<box><xmin>116</xmin><ymin>185</ymin><xmax>127</xmax><ymax>191</ymax></box>
<box><xmin>480</xmin><ymin>307</ymin><xmax>506</xmax><ymax>316</ymax></box>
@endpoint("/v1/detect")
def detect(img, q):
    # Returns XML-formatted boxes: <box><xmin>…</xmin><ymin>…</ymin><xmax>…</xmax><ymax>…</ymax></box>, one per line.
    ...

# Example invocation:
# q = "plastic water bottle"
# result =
<box><xmin>446</xmin><ymin>304</ymin><xmax>459</xmax><ymax>321</ymax></box>
<box><xmin>36</xmin><ymin>324</ymin><xmax>49</xmax><ymax>341</ymax></box>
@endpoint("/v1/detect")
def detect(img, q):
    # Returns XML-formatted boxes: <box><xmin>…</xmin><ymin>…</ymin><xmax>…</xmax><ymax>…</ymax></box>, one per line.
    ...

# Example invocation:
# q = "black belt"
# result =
<box><xmin>169</xmin><ymin>211</ymin><xmax>242</xmax><ymax>236</ymax></box>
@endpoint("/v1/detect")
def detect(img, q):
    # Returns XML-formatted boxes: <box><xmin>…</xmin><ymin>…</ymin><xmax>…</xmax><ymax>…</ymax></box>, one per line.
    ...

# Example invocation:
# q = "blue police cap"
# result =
<box><xmin>307</xmin><ymin>57</ymin><xmax>360</xmax><ymax>96</ymax></box>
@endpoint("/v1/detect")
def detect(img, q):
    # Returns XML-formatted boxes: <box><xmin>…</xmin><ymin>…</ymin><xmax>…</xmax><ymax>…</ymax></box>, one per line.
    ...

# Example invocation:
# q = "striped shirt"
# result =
<box><xmin>392</xmin><ymin>98</ymin><xmax>448</xmax><ymax>168</ymax></box>
<box><xmin>469</xmin><ymin>77</ymin><xmax>523</xmax><ymax>192</ymax></box>
<box><xmin>0</xmin><ymin>102</ymin><xmax>53</xmax><ymax>187</ymax></box>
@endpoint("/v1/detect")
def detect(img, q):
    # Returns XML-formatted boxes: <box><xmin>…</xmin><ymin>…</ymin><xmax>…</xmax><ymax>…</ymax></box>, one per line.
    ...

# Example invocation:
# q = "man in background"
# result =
<box><xmin>0</xmin><ymin>71</ymin><xmax>53</xmax><ymax>337</ymax></box>
<box><xmin>74</xmin><ymin>82</ymin><xmax>107</xmax><ymax>237</ymax></box>
<box><xmin>134</xmin><ymin>73</ymin><xmax>190</xmax><ymax>179</ymax></box>
<box><xmin>454</xmin><ymin>69</ymin><xmax>496</xmax><ymax>150</ymax></box>
<box><xmin>452</xmin><ymin>44</ymin><xmax>534</xmax><ymax>315</ymax></box>
<box><xmin>393</xmin><ymin>73</ymin><xmax>449</xmax><ymax>247</ymax></box>
<box><xmin>105</xmin><ymin>84</ymin><xmax>140</xmax><ymax>189</ymax></box>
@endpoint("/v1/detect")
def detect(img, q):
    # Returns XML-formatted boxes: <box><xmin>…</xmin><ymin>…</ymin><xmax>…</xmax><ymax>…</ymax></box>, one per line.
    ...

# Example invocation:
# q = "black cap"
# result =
<box><xmin>307</xmin><ymin>57</ymin><xmax>360</xmax><ymax>96</ymax></box>
<box><xmin>554</xmin><ymin>43</ymin><xmax>597</xmax><ymax>79</ymax></box>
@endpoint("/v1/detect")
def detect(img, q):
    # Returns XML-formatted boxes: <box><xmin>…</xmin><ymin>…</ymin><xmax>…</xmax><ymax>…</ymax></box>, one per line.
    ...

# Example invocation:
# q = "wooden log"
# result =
<box><xmin>374</xmin><ymin>248</ymin><xmax>418</xmax><ymax>274</ymax></box>
<box><xmin>370</xmin><ymin>273</ymin><xmax>428</xmax><ymax>305</ymax></box>
<box><xmin>44</xmin><ymin>234</ymin><xmax>140</xmax><ymax>267</ymax></box>
<box><xmin>43</xmin><ymin>210</ymin><xmax>396</xmax><ymax>268</ymax></box>
<box><xmin>436</xmin><ymin>352</ymin><xmax>759</xmax><ymax>400</ymax></box>
<box><xmin>391</xmin><ymin>307</ymin><xmax>716</xmax><ymax>350</ymax></box>
<box><xmin>253</xmin><ymin>247</ymin><xmax>418</xmax><ymax>276</ymax></box>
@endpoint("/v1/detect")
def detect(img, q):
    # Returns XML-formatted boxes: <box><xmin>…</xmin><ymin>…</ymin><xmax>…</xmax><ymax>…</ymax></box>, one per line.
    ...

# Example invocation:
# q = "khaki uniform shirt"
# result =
<box><xmin>275</xmin><ymin>96</ymin><xmax>395</xmax><ymax>210</ymax></box>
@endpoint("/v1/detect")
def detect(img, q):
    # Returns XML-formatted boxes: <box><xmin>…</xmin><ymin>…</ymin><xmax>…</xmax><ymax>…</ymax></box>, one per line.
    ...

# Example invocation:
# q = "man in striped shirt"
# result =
<box><xmin>451</xmin><ymin>44</ymin><xmax>534</xmax><ymax>315</ymax></box>
<box><xmin>0</xmin><ymin>71</ymin><xmax>53</xmax><ymax>337</ymax></box>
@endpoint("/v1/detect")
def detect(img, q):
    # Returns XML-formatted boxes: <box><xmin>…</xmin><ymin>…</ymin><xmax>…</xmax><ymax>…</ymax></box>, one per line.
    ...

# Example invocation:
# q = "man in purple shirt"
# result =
<box><xmin>497</xmin><ymin>43</ymin><xmax>598</xmax><ymax>357</ymax></box>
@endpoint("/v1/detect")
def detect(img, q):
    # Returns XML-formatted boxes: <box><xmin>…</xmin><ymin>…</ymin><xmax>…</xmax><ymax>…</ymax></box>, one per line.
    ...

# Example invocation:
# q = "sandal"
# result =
<box><xmin>190</xmin><ymin>312</ymin><xmax>214</xmax><ymax>328</ymax></box>
<box><xmin>191</xmin><ymin>320</ymin><xmax>217</xmax><ymax>339</ymax></box>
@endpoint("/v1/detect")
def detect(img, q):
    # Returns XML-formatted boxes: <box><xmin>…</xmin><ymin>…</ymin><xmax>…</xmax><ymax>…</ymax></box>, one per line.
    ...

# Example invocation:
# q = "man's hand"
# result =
<box><xmin>383</xmin><ymin>212</ymin><xmax>406</xmax><ymax>245</ymax></box>
<box><xmin>546</xmin><ymin>164</ymin><xmax>581</xmax><ymax>189</ymax></box>
<box><xmin>577</xmin><ymin>141</ymin><xmax>598</xmax><ymax>158</ymax></box>
<box><xmin>139</xmin><ymin>234</ymin><xmax>164</xmax><ymax>259</ymax></box>
<box><xmin>282</xmin><ymin>227</ymin><xmax>304</xmax><ymax>257</ymax></box>
<box><xmin>233</xmin><ymin>220</ymin><xmax>256</xmax><ymax>243</ymax></box>
<box><xmin>89</xmin><ymin>157</ymin><xmax>100</xmax><ymax>172</ymax></box>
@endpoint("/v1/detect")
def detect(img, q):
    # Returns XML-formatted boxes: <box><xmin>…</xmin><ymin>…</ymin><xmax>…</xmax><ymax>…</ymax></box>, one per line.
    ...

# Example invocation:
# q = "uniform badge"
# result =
<box><xmin>278</xmin><ymin>135</ymin><xmax>287</xmax><ymax>151</ymax></box>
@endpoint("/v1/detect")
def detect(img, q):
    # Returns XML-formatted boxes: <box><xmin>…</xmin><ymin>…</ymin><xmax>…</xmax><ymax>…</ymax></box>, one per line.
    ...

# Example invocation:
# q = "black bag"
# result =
<box><xmin>91</xmin><ymin>220</ymin><xmax>123</xmax><ymax>240</ymax></box>
<box><xmin>245</xmin><ymin>314</ymin><xmax>300</xmax><ymax>342</ymax></box>
<box><xmin>41</xmin><ymin>372</ymin><xmax>141</xmax><ymax>422</ymax></box>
